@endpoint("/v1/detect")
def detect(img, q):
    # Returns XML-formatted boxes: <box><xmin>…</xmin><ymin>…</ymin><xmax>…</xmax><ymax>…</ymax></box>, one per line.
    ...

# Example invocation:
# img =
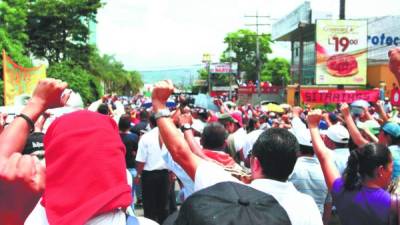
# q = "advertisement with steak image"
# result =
<box><xmin>316</xmin><ymin>19</ymin><xmax>368</xmax><ymax>85</ymax></box>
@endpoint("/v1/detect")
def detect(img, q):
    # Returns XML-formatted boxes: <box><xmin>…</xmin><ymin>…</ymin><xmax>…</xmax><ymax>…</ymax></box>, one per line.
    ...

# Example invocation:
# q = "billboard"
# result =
<box><xmin>209</xmin><ymin>63</ymin><xmax>238</xmax><ymax>74</ymax></box>
<box><xmin>367</xmin><ymin>16</ymin><xmax>400</xmax><ymax>61</ymax></box>
<box><xmin>316</xmin><ymin>19</ymin><xmax>367</xmax><ymax>85</ymax></box>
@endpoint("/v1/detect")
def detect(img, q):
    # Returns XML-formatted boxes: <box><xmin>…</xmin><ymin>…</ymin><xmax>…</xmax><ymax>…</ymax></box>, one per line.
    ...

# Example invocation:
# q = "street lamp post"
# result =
<box><xmin>202</xmin><ymin>53</ymin><xmax>212</xmax><ymax>94</ymax></box>
<box><xmin>226</xmin><ymin>39</ymin><xmax>236</xmax><ymax>100</ymax></box>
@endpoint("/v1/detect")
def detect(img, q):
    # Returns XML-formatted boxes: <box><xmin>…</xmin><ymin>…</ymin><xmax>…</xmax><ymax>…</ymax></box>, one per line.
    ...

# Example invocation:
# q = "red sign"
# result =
<box><xmin>301</xmin><ymin>89</ymin><xmax>379</xmax><ymax>103</ymax></box>
<box><xmin>391</xmin><ymin>89</ymin><xmax>400</xmax><ymax>106</ymax></box>
<box><xmin>238</xmin><ymin>86</ymin><xmax>281</xmax><ymax>94</ymax></box>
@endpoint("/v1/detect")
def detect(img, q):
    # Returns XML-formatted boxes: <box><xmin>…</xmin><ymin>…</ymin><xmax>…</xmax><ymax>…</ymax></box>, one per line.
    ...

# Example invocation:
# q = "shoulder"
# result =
<box><xmin>194</xmin><ymin>161</ymin><xmax>239</xmax><ymax>192</ymax></box>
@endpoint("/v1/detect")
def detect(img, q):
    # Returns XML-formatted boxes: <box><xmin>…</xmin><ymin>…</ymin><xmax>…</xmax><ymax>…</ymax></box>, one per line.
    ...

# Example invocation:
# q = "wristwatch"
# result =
<box><xmin>154</xmin><ymin>109</ymin><xmax>171</xmax><ymax>120</ymax></box>
<box><xmin>180</xmin><ymin>123</ymin><xmax>192</xmax><ymax>132</ymax></box>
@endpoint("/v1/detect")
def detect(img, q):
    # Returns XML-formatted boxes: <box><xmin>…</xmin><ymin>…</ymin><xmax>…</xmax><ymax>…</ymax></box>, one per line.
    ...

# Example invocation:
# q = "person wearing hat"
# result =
<box><xmin>384</xmin><ymin>96</ymin><xmax>393</xmax><ymax>114</ymax></box>
<box><xmin>289</xmin><ymin>107</ymin><xmax>332</xmax><ymax>223</ymax></box>
<box><xmin>322</xmin><ymin>123</ymin><xmax>351</xmax><ymax>175</ymax></box>
<box><xmin>379</xmin><ymin>122</ymin><xmax>400</xmax><ymax>180</ymax></box>
<box><xmin>288</xmin><ymin>131</ymin><xmax>332</xmax><ymax>224</ymax></box>
<box><xmin>340</xmin><ymin>103</ymin><xmax>400</xmax><ymax>180</ymax></box>
<box><xmin>307</xmin><ymin>110</ymin><xmax>394</xmax><ymax>225</ymax></box>
<box><xmin>151</xmin><ymin>80</ymin><xmax>322</xmax><ymax>225</ymax></box>
<box><xmin>218</xmin><ymin>112</ymin><xmax>247</xmax><ymax>163</ymax></box>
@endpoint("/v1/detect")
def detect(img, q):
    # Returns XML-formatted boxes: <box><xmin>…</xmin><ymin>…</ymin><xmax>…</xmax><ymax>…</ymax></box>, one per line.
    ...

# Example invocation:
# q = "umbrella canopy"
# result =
<box><xmin>262</xmin><ymin>103</ymin><xmax>284</xmax><ymax>113</ymax></box>
<box><xmin>280</xmin><ymin>103</ymin><xmax>291</xmax><ymax>109</ymax></box>
<box><xmin>351</xmin><ymin>99</ymin><xmax>370</xmax><ymax>108</ymax></box>
<box><xmin>194</xmin><ymin>94</ymin><xmax>219</xmax><ymax>112</ymax></box>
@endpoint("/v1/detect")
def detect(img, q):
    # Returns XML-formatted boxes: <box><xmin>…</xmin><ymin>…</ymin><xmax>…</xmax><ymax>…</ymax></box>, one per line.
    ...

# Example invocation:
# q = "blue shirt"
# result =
<box><xmin>289</xmin><ymin>156</ymin><xmax>331</xmax><ymax>214</ymax></box>
<box><xmin>389</xmin><ymin>145</ymin><xmax>400</xmax><ymax>180</ymax></box>
<box><xmin>333</xmin><ymin>148</ymin><xmax>350</xmax><ymax>176</ymax></box>
<box><xmin>161</xmin><ymin>148</ymin><xmax>194</xmax><ymax>200</ymax></box>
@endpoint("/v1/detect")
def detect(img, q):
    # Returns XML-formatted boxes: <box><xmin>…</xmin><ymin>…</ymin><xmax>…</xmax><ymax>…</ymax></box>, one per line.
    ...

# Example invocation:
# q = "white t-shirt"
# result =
<box><xmin>136</xmin><ymin>128</ymin><xmax>168</xmax><ymax>171</ymax></box>
<box><xmin>232</xmin><ymin>127</ymin><xmax>247</xmax><ymax>152</ymax></box>
<box><xmin>25</xmin><ymin>203</ymin><xmax>127</xmax><ymax>225</ymax></box>
<box><xmin>194</xmin><ymin>161</ymin><xmax>323</xmax><ymax>225</ymax></box>
<box><xmin>242</xmin><ymin>129</ymin><xmax>264</xmax><ymax>159</ymax></box>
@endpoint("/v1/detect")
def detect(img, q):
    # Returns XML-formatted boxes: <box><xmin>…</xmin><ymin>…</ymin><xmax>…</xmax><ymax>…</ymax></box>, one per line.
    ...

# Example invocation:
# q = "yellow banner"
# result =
<box><xmin>2</xmin><ymin>50</ymin><xmax>46</xmax><ymax>105</ymax></box>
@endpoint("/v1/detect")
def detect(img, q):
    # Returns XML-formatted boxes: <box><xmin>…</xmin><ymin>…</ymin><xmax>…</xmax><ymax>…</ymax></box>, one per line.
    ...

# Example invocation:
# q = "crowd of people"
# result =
<box><xmin>1</xmin><ymin>48</ymin><xmax>400</xmax><ymax>225</ymax></box>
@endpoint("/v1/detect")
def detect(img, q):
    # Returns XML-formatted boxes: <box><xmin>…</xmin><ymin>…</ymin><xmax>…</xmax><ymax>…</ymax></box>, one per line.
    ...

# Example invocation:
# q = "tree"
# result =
<box><xmin>47</xmin><ymin>60</ymin><xmax>102</xmax><ymax>105</ymax></box>
<box><xmin>87</xmin><ymin>47</ymin><xmax>144</xmax><ymax>95</ymax></box>
<box><xmin>220</xmin><ymin>29</ymin><xmax>273</xmax><ymax>82</ymax></box>
<box><xmin>261</xmin><ymin>58</ymin><xmax>291</xmax><ymax>85</ymax></box>
<box><xmin>26</xmin><ymin>0</ymin><xmax>103</xmax><ymax>65</ymax></box>
<box><xmin>0</xmin><ymin>0</ymin><xmax>31</xmax><ymax>105</ymax></box>
<box><xmin>0</xmin><ymin>0</ymin><xmax>31</xmax><ymax>67</ymax></box>
<box><xmin>197</xmin><ymin>68</ymin><xmax>208</xmax><ymax>80</ymax></box>
<box><xmin>120</xmin><ymin>71</ymin><xmax>143</xmax><ymax>96</ymax></box>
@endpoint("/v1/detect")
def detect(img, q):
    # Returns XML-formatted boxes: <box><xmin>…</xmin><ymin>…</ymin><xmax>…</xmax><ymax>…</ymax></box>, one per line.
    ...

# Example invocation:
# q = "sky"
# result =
<box><xmin>96</xmin><ymin>0</ymin><xmax>400</xmax><ymax>71</ymax></box>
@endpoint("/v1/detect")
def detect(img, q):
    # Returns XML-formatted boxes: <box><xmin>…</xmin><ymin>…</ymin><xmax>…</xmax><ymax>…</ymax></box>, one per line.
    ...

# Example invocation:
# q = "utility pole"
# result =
<box><xmin>245</xmin><ymin>12</ymin><xmax>270</xmax><ymax>98</ymax></box>
<box><xmin>202</xmin><ymin>53</ymin><xmax>212</xmax><ymax>94</ymax></box>
<box><xmin>298</xmin><ymin>22</ymin><xmax>305</xmax><ymax>104</ymax></box>
<box><xmin>340</xmin><ymin>0</ymin><xmax>345</xmax><ymax>20</ymax></box>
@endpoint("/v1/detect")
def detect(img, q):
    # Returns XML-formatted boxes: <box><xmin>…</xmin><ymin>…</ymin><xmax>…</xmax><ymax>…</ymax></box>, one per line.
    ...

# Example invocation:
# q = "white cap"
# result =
<box><xmin>289</xmin><ymin>129</ymin><xmax>312</xmax><ymax>147</ymax></box>
<box><xmin>297</xmin><ymin>132</ymin><xmax>312</xmax><ymax>147</ymax></box>
<box><xmin>326</xmin><ymin>124</ymin><xmax>350</xmax><ymax>144</ymax></box>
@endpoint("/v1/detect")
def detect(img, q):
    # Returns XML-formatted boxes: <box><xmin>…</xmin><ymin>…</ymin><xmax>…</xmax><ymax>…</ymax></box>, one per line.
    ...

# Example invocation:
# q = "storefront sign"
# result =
<box><xmin>316</xmin><ymin>19</ymin><xmax>368</xmax><ymax>85</ymax></box>
<box><xmin>301</xmin><ymin>89</ymin><xmax>379</xmax><ymax>103</ymax></box>
<box><xmin>367</xmin><ymin>16</ymin><xmax>400</xmax><ymax>61</ymax></box>
<box><xmin>209</xmin><ymin>63</ymin><xmax>238</xmax><ymax>74</ymax></box>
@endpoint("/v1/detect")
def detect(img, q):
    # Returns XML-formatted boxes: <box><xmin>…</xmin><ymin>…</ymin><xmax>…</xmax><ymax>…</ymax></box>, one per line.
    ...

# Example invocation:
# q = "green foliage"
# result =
<box><xmin>87</xmin><ymin>47</ymin><xmax>143</xmax><ymax>95</ymax></box>
<box><xmin>26</xmin><ymin>0</ymin><xmax>103</xmax><ymax>65</ymax></box>
<box><xmin>47</xmin><ymin>60</ymin><xmax>101</xmax><ymax>105</ymax></box>
<box><xmin>314</xmin><ymin>104</ymin><xmax>337</xmax><ymax>112</ymax></box>
<box><xmin>198</xmin><ymin>68</ymin><xmax>208</xmax><ymax>80</ymax></box>
<box><xmin>0</xmin><ymin>79</ymin><xmax>3</xmax><ymax>105</ymax></box>
<box><xmin>0</xmin><ymin>0</ymin><xmax>143</xmax><ymax>106</ymax></box>
<box><xmin>261</xmin><ymin>58</ymin><xmax>291</xmax><ymax>85</ymax></box>
<box><xmin>0</xmin><ymin>0</ymin><xmax>31</xmax><ymax>67</ymax></box>
<box><xmin>220</xmin><ymin>29</ymin><xmax>273</xmax><ymax>81</ymax></box>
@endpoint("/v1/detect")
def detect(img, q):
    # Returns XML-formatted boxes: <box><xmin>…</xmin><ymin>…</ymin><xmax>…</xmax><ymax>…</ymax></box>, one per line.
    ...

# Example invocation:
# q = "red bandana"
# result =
<box><xmin>42</xmin><ymin>110</ymin><xmax>131</xmax><ymax>225</ymax></box>
<box><xmin>203</xmin><ymin>149</ymin><xmax>236</xmax><ymax>167</ymax></box>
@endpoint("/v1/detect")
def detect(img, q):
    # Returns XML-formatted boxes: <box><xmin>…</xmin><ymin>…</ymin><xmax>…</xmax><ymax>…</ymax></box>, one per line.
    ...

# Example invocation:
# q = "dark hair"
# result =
<box><xmin>343</xmin><ymin>143</ymin><xmax>391</xmax><ymax>191</ymax></box>
<box><xmin>299</xmin><ymin>145</ymin><xmax>314</xmax><ymax>155</ymax></box>
<box><xmin>149</xmin><ymin>113</ymin><xmax>157</xmax><ymax>128</ymax></box>
<box><xmin>139</xmin><ymin>110</ymin><xmax>149</xmax><ymax>121</ymax></box>
<box><xmin>97</xmin><ymin>103</ymin><xmax>109</xmax><ymax>115</ymax></box>
<box><xmin>118</xmin><ymin>114</ymin><xmax>131</xmax><ymax>131</ymax></box>
<box><xmin>201</xmin><ymin>122</ymin><xmax>228</xmax><ymax>150</ymax></box>
<box><xmin>252</xmin><ymin>128</ymin><xmax>299</xmax><ymax>181</ymax></box>
<box><xmin>333</xmin><ymin>141</ymin><xmax>348</xmax><ymax>149</ymax></box>
<box><xmin>246</xmin><ymin>118</ymin><xmax>259</xmax><ymax>133</ymax></box>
